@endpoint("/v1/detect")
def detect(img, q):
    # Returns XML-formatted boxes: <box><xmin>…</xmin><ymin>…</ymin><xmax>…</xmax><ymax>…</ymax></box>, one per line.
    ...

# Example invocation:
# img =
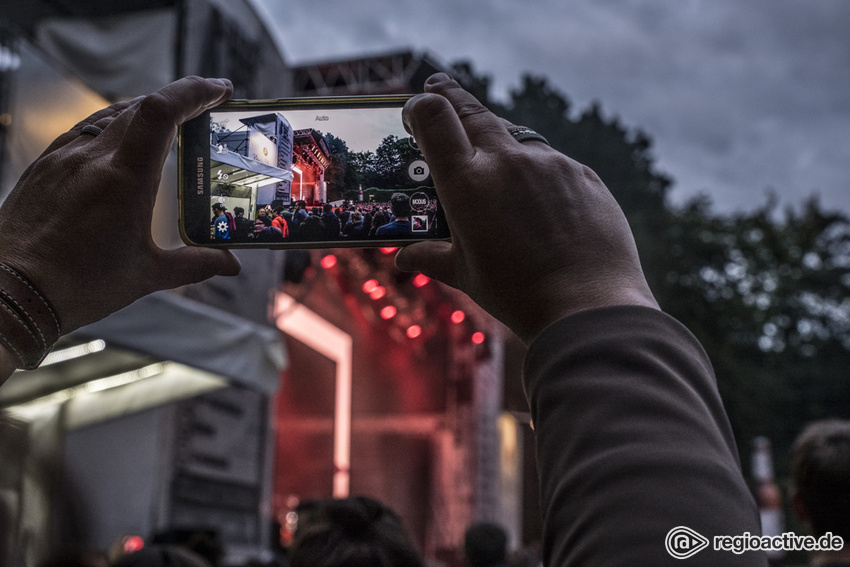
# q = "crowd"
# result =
<box><xmin>211</xmin><ymin>193</ymin><xmax>440</xmax><ymax>243</ymax></box>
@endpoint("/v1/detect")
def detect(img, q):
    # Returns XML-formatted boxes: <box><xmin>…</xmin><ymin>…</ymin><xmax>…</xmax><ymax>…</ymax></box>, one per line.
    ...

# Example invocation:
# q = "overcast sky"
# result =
<box><xmin>254</xmin><ymin>0</ymin><xmax>849</xmax><ymax>216</ymax></box>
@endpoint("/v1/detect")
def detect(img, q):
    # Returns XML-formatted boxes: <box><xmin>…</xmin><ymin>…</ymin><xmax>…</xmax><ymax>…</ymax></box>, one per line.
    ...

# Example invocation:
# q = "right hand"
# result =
<box><xmin>395</xmin><ymin>73</ymin><xmax>658</xmax><ymax>344</ymax></box>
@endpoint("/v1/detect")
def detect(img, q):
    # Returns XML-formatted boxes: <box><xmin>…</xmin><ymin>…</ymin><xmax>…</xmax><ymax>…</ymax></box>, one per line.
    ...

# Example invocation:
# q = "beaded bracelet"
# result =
<box><xmin>0</xmin><ymin>262</ymin><xmax>61</xmax><ymax>370</ymax></box>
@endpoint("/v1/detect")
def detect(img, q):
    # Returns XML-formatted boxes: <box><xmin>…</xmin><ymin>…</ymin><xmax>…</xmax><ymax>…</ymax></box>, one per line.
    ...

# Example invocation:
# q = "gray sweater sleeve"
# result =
<box><xmin>523</xmin><ymin>306</ymin><xmax>768</xmax><ymax>566</ymax></box>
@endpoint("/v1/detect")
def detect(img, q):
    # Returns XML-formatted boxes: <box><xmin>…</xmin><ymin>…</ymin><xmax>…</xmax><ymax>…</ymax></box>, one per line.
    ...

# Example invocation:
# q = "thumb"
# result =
<box><xmin>395</xmin><ymin>241</ymin><xmax>459</xmax><ymax>289</ymax></box>
<box><xmin>155</xmin><ymin>247</ymin><xmax>242</xmax><ymax>290</ymax></box>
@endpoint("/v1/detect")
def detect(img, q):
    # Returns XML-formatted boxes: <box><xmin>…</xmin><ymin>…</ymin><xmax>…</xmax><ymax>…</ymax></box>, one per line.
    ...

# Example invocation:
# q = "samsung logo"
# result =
<box><xmin>196</xmin><ymin>157</ymin><xmax>204</xmax><ymax>194</ymax></box>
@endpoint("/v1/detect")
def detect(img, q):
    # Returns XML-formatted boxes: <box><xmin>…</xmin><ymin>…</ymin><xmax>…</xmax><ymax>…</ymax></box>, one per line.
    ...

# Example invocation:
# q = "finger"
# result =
<box><xmin>50</xmin><ymin>99</ymin><xmax>140</xmax><ymax>151</ymax></box>
<box><xmin>422</xmin><ymin>73</ymin><xmax>514</xmax><ymax>151</ymax></box>
<box><xmin>154</xmin><ymin>247</ymin><xmax>241</xmax><ymax>290</ymax></box>
<box><xmin>112</xmin><ymin>77</ymin><xmax>232</xmax><ymax>176</ymax></box>
<box><xmin>71</xmin><ymin>98</ymin><xmax>140</xmax><ymax>134</ymax></box>
<box><xmin>395</xmin><ymin>241</ymin><xmax>459</xmax><ymax>289</ymax></box>
<box><xmin>402</xmin><ymin>93</ymin><xmax>475</xmax><ymax>180</ymax></box>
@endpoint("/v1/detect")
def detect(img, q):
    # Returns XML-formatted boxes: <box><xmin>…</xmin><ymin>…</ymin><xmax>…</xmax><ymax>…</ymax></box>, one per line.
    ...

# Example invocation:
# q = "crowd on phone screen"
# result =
<box><xmin>210</xmin><ymin>192</ymin><xmax>438</xmax><ymax>244</ymax></box>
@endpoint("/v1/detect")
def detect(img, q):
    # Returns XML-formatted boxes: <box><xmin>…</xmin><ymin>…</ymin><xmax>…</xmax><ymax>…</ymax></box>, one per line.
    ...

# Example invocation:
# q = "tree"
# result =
<box><xmin>322</xmin><ymin>132</ymin><xmax>355</xmax><ymax>201</ymax></box>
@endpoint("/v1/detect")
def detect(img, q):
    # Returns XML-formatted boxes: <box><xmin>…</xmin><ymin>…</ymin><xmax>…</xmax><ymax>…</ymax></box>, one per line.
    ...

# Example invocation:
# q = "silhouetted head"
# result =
<box><xmin>464</xmin><ymin>522</ymin><xmax>507</xmax><ymax>567</ymax></box>
<box><xmin>389</xmin><ymin>193</ymin><xmax>411</xmax><ymax>218</ymax></box>
<box><xmin>791</xmin><ymin>419</ymin><xmax>850</xmax><ymax>540</ymax></box>
<box><xmin>288</xmin><ymin>496</ymin><xmax>424</xmax><ymax>567</ymax></box>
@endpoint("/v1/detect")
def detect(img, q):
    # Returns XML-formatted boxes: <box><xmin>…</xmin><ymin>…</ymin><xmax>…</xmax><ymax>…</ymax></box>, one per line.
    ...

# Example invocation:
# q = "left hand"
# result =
<box><xmin>0</xmin><ymin>76</ymin><xmax>241</xmax><ymax>335</ymax></box>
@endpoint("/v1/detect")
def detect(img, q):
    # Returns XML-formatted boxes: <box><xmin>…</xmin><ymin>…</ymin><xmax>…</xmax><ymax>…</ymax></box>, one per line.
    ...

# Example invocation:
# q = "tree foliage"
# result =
<box><xmin>322</xmin><ymin>133</ymin><xmax>423</xmax><ymax>200</ymax></box>
<box><xmin>449</xmin><ymin>60</ymin><xmax>850</xmax><ymax>472</ymax></box>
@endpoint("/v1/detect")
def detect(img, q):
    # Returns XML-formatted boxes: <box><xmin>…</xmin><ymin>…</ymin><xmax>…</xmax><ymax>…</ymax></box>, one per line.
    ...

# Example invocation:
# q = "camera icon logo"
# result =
<box><xmin>408</xmin><ymin>160</ymin><xmax>430</xmax><ymax>182</ymax></box>
<box><xmin>665</xmin><ymin>526</ymin><xmax>709</xmax><ymax>559</ymax></box>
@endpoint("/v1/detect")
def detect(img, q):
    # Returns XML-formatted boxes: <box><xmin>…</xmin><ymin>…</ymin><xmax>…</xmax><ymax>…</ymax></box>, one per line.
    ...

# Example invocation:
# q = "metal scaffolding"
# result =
<box><xmin>292</xmin><ymin>50</ymin><xmax>442</xmax><ymax>96</ymax></box>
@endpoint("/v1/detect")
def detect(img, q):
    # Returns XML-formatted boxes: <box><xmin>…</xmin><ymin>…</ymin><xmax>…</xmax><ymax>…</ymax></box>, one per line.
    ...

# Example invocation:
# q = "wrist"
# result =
<box><xmin>0</xmin><ymin>261</ymin><xmax>61</xmax><ymax>370</ymax></box>
<box><xmin>513</xmin><ymin>273</ymin><xmax>659</xmax><ymax>345</ymax></box>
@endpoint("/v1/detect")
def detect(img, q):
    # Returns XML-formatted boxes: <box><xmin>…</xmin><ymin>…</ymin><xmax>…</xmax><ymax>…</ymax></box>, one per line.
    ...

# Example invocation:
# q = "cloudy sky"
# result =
<box><xmin>254</xmin><ymin>0</ymin><xmax>849</xmax><ymax>216</ymax></box>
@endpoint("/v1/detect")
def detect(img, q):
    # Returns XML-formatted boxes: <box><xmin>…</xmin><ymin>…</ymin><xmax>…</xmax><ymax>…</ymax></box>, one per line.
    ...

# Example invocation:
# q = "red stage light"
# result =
<box><xmin>412</xmin><ymin>274</ymin><xmax>430</xmax><ymax>288</ymax></box>
<box><xmin>450</xmin><ymin>310</ymin><xmax>466</xmax><ymax>324</ymax></box>
<box><xmin>362</xmin><ymin>279</ymin><xmax>379</xmax><ymax>294</ymax></box>
<box><xmin>380</xmin><ymin>247</ymin><xmax>399</xmax><ymax>254</ymax></box>
<box><xmin>123</xmin><ymin>536</ymin><xmax>144</xmax><ymax>553</ymax></box>
<box><xmin>380</xmin><ymin>305</ymin><xmax>397</xmax><ymax>319</ymax></box>
<box><xmin>472</xmin><ymin>332</ymin><xmax>486</xmax><ymax>345</ymax></box>
<box><xmin>320</xmin><ymin>254</ymin><xmax>337</xmax><ymax>269</ymax></box>
<box><xmin>369</xmin><ymin>286</ymin><xmax>386</xmax><ymax>300</ymax></box>
<box><xmin>406</xmin><ymin>325</ymin><xmax>422</xmax><ymax>339</ymax></box>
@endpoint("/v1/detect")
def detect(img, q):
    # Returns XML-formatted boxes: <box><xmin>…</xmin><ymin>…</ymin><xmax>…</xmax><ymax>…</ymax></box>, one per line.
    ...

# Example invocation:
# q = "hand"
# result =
<box><xmin>395</xmin><ymin>73</ymin><xmax>658</xmax><ymax>344</ymax></box>
<box><xmin>0</xmin><ymin>76</ymin><xmax>241</xmax><ymax>336</ymax></box>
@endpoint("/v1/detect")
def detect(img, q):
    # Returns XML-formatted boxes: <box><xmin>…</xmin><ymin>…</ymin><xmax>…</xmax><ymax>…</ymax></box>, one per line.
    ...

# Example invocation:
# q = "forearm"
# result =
<box><xmin>524</xmin><ymin>306</ymin><xmax>767</xmax><ymax>566</ymax></box>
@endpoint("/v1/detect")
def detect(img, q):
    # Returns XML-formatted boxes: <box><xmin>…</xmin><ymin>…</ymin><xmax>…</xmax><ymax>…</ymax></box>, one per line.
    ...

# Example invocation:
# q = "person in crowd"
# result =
<box><xmin>790</xmin><ymin>419</ymin><xmax>850</xmax><ymax>567</ymax></box>
<box><xmin>232</xmin><ymin>207</ymin><xmax>253</xmax><ymax>242</ymax></box>
<box><xmin>342</xmin><ymin>211</ymin><xmax>367</xmax><ymax>239</ymax></box>
<box><xmin>375</xmin><ymin>193</ymin><xmax>413</xmax><ymax>237</ymax></box>
<box><xmin>250</xmin><ymin>218</ymin><xmax>283</xmax><ymax>243</ymax></box>
<box><xmin>320</xmin><ymin>203</ymin><xmax>340</xmax><ymax>240</ymax></box>
<box><xmin>0</xmin><ymin>74</ymin><xmax>768</xmax><ymax>566</ymax></box>
<box><xmin>291</xmin><ymin>201</ymin><xmax>309</xmax><ymax>230</ymax></box>
<box><xmin>369</xmin><ymin>209</ymin><xmax>389</xmax><ymax>237</ymax></box>
<box><xmin>337</xmin><ymin>205</ymin><xmax>351</xmax><ymax>229</ymax></box>
<box><xmin>282</xmin><ymin>209</ymin><xmax>293</xmax><ymax>232</ymax></box>
<box><xmin>210</xmin><ymin>203</ymin><xmax>230</xmax><ymax>240</ymax></box>
<box><xmin>257</xmin><ymin>206</ymin><xmax>271</xmax><ymax>227</ymax></box>
<box><xmin>298</xmin><ymin>214</ymin><xmax>326</xmax><ymax>241</ymax></box>
<box><xmin>271</xmin><ymin>206</ymin><xmax>289</xmax><ymax>239</ymax></box>
<box><xmin>287</xmin><ymin>496</ymin><xmax>424</xmax><ymax>567</ymax></box>
<box><xmin>464</xmin><ymin>522</ymin><xmax>508</xmax><ymax>567</ymax></box>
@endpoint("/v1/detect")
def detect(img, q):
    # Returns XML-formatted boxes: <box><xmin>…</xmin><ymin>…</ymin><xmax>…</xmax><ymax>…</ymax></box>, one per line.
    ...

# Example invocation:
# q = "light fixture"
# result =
<box><xmin>406</xmin><ymin>325</ymin><xmax>422</xmax><ymax>339</ymax></box>
<box><xmin>39</xmin><ymin>339</ymin><xmax>106</xmax><ymax>367</ymax></box>
<box><xmin>20</xmin><ymin>363</ymin><xmax>165</xmax><ymax>408</ymax></box>
<box><xmin>320</xmin><ymin>254</ymin><xmax>337</xmax><ymax>269</ymax></box>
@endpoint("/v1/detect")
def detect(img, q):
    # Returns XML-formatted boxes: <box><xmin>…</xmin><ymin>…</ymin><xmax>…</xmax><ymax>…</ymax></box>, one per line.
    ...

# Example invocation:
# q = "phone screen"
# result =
<box><xmin>179</xmin><ymin>97</ymin><xmax>448</xmax><ymax>248</ymax></box>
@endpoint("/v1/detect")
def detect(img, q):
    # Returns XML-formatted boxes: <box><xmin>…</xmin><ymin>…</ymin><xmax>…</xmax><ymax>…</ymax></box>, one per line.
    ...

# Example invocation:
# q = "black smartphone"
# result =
<box><xmin>178</xmin><ymin>95</ymin><xmax>449</xmax><ymax>248</ymax></box>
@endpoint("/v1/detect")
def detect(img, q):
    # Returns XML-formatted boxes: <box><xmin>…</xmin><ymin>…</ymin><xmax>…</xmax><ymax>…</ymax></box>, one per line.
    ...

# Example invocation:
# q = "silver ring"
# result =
<box><xmin>80</xmin><ymin>124</ymin><xmax>103</xmax><ymax>137</ymax></box>
<box><xmin>509</xmin><ymin>127</ymin><xmax>549</xmax><ymax>146</ymax></box>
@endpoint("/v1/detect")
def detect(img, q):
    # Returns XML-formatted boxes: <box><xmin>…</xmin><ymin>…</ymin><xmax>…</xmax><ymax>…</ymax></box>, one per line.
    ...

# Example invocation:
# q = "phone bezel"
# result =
<box><xmin>178</xmin><ymin>95</ymin><xmax>448</xmax><ymax>249</ymax></box>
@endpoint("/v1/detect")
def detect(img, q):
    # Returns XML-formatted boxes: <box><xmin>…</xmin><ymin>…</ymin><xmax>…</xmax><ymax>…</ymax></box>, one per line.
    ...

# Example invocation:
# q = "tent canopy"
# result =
<box><xmin>0</xmin><ymin>291</ymin><xmax>286</xmax><ymax>410</ymax></box>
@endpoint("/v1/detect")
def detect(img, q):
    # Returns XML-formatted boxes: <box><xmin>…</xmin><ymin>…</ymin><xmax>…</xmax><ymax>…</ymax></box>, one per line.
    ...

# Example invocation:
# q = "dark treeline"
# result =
<box><xmin>449</xmin><ymin>61</ymin><xmax>850</xmax><ymax>479</ymax></box>
<box><xmin>322</xmin><ymin>133</ymin><xmax>423</xmax><ymax>201</ymax></box>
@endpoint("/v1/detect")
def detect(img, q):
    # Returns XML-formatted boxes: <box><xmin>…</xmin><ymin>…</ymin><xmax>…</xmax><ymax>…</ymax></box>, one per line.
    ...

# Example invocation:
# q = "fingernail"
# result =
<box><xmin>402</xmin><ymin>95</ymin><xmax>421</xmax><ymax>133</ymax></box>
<box><xmin>207</xmin><ymin>78</ymin><xmax>228</xmax><ymax>90</ymax></box>
<box><xmin>425</xmin><ymin>72</ymin><xmax>453</xmax><ymax>87</ymax></box>
<box><xmin>401</xmin><ymin>106</ymin><xmax>412</xmax><ymax>132</ymax></box>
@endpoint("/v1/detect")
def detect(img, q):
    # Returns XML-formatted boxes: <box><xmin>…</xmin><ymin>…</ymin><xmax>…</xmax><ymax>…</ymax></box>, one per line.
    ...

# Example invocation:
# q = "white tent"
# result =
<box><xmin>0</xmin><ymin>290</ymin><xmax>286</xmax><ymax>418</ymax></box>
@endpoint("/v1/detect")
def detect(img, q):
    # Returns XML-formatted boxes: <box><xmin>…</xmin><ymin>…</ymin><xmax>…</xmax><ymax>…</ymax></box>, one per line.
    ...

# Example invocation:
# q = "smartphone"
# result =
<box><xmin>178</xmin><ymin>96</ymin><xmax>448</xmax><ymax>248</ymax></box>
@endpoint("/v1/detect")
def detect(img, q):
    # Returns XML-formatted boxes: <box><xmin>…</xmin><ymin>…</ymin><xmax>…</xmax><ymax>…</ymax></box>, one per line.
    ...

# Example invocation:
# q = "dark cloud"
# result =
<box><xmin>256</xmin><ymin>0</ymin><xmax>850</xmax><ymax>214</ymax></box>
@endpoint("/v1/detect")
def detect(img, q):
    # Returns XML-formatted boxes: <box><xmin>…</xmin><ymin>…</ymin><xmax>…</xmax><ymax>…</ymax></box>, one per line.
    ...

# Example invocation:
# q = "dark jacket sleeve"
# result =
<box><xmin>523</xmin><ymin>306</ymin><xmax>768</xmax><ymax>566</ymax></box>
